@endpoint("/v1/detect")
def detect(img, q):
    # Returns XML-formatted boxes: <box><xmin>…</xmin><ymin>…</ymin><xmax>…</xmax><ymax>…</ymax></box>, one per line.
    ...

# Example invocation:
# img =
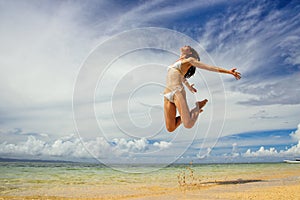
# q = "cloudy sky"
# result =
<box><xmin>0</xmin><ymin>0</ymin><xmax>299</xmax><ymax>164</ymax></box>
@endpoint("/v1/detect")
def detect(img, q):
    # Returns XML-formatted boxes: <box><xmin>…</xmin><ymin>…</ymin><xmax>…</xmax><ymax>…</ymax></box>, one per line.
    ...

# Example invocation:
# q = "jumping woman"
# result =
<box><xmin>164</xmin><ymin>46</ymin><xmax>241</xmax><ymax>132</ymax></box>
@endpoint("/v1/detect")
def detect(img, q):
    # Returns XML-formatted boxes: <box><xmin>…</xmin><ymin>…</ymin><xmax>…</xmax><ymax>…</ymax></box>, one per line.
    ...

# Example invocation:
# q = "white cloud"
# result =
<box><xmin>290</xmin><ymin>123</ymin><xmax>300</xmax><ymax>141</ymax></box>
<box><xmin>243</xmin><ymin>143</ymin><xmax>300</xmax><ymax>158</ymax></box>
<box><xmin>0</xmin><ymin>135</ymin><xmax>176</xmax><ymax>161</ymax></box>
<box><xmin>231</xmin><ymin>143</ymin><xmax>240</xmax><ymax>157</ymax></box>
<box><xmin>153</xmin><ymin>141</ymin><xmax>172</xmax><ymax>149</ymax></box>
<box><xmin>283</xmin><ymin>142</ymin><xmax>300</xmax><ymax>156</ymax></box>
<box><xmin>0</xmin><ymin>135</ymin><xmax>90</xmax><ymax>159</ymax></box>
<box><xmin>118</xmin><ymin>0</ymin><xmax>227</xmax><ymax>25</ymax></box>
<box><xmin>0</xmin><ymin>136</ymin><xmax>47</xmax><ymax>156</ymax></box>
<box><xmin>243</xmin><ymin>124</ymin><xmax>300</xmax><ymax>158</ymax></box>
<box><xmin>112</xmin><ymin>138</ymin><xmax>149</xmax><ymax>153</ymax></box>
<box><xmin>244</xmin><ymin>146</ymin><xmax>279</xmax><ymax>157</ymax></box>
<box><xmin>237</xmin><ymin>73</ymin><xmax>300</xmax><ymax>105</ymax></box>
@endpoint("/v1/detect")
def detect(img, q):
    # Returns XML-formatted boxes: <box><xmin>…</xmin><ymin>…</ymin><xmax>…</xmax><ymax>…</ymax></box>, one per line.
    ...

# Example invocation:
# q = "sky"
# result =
<box><xmin>0</xmin><ymin>0</ymin><xmax>299</xmax><ymax>165</ymax></box>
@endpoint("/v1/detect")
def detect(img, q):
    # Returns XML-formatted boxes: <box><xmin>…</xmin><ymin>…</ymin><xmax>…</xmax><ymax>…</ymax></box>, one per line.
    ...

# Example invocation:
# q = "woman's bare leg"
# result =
<box><xmin>174</xmin><ymin>90</ymin><xmax>207</xmax><ymax>129</ymax></box>
<box><xmin>164</xmin><ymin>98</ymin><xmax>182</xmax><ymax>132</ymax></box>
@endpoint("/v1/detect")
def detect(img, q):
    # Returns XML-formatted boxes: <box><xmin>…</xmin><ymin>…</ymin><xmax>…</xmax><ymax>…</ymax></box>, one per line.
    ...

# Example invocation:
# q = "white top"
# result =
<box><xmin>168</xmin><ymin>60</ymin><xmax>182</xmax><ymax>72</ymax></box>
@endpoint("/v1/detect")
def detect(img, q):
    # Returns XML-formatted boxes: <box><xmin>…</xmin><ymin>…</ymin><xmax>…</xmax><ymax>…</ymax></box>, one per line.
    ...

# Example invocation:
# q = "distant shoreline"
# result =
<box><xmin>0</xmin><ymin>157</ymin><xmax>288</xmax><ymax>165</ymax></box>
<box><xmin>0</xmin><ymin>157</ymin><xmax>74</xmax><ymax>163</ymax></box>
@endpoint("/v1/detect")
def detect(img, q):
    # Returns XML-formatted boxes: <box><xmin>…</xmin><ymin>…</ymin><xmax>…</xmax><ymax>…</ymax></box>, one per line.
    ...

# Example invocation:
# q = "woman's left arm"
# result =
<box><xmin>182</xmin><ymin>77</ymin><xmax>197</xmax><ymax>93</ymax></box>
<box><xmin>188</xmin><ymin>58</ymin><xmax>241</xmax><ymax>80</ymax></box>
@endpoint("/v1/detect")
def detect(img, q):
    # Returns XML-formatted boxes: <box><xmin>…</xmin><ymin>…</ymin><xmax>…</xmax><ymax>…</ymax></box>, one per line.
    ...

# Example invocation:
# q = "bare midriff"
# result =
<box><xmin>164</xmin><ymin>68</ymin><xmax>183</xmax><ymax>94</ymax></box>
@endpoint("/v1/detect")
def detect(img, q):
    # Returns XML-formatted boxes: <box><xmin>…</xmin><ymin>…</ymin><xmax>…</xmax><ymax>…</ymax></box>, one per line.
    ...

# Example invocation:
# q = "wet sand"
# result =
<box><xmin>1</xmin><ymin>163</ymin><xmax>300</xmax><ymax>199</ymax></box>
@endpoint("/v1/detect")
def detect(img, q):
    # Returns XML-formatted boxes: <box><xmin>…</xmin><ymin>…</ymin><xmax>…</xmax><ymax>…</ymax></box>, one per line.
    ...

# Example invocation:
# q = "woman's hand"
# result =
<box><xmin>182</xmin><ymin>77</ymin><xmax>197</xmax><ymax>93</ymax></box>
<box><xmin>230</xmin><ymin>68</ymin><xmax>241</xmax><ymax>80</ymax></box>
<box><xmin>188</xmin><ymin>84</ymin><xmax>197</xmax><ymax>93</ymax></box>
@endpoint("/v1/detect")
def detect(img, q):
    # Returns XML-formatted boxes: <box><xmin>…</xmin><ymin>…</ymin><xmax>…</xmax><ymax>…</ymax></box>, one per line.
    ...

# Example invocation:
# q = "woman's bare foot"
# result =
<box><xmin>196</xmin><ymin>99</ymin><xmax>208</xmax><ymax>110</ymax></box>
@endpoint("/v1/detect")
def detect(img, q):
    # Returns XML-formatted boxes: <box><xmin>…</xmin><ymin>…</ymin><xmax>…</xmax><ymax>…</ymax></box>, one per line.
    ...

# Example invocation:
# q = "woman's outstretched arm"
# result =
<box><xmin>188</xmin><ymin>57</ymin><xmax>241</xmax><ymax>80</ymax></box>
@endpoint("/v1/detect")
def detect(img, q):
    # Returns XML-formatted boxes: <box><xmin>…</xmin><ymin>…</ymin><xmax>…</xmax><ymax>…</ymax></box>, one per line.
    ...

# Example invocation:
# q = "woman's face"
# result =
<box><xmin>180</xmin><ymin>46</ymin><xmax>192</xmax><ymax>56</ymax></box>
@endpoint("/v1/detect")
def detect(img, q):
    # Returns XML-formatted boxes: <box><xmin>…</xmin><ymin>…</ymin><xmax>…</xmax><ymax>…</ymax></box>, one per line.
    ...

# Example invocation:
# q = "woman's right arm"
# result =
<box><xmin>188</xmin><ymin>57</ymin><xmax>241</xmax><ymax>80</ymax></box>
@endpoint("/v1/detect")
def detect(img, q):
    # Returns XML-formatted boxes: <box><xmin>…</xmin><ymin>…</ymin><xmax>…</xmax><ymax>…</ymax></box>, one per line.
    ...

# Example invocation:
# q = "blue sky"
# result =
<box><xmin>0</xmin><ymin>0</ymin><xmax>299</xmax><ymax>164</ymax></box>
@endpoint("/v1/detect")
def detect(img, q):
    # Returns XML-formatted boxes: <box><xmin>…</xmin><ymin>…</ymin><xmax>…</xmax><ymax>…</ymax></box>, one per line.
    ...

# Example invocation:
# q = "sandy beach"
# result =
<box><xmin>1</xmin><ymin>163</ymin><xmax>300</xmax><ymax>200</ymax></box>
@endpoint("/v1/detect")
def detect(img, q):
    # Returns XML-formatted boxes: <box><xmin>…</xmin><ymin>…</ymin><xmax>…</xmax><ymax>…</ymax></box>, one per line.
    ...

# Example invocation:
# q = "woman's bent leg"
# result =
<box><xmin>173</xmin><ymin>90</ymin><xmax>205</xmax><ymax>129</ymax></box>
<box><xmin>164</xmin><ymin>98</ymin><xmax>181</xmax><ymax>132</ymax></box>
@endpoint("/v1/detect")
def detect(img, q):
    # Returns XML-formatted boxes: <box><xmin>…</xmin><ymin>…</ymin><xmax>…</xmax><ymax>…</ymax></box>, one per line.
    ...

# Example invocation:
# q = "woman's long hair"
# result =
<box><xmin>184</xmin><ymin>46</ymin><xmax>200</xmax><ymax>79</ymax></box>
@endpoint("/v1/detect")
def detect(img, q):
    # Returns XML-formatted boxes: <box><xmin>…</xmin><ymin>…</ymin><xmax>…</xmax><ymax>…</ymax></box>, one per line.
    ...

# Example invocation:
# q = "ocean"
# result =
<box><xmin>1</xmin><ymin>161</ymin><xmax>299</xmax><ymax>199</ymax></box>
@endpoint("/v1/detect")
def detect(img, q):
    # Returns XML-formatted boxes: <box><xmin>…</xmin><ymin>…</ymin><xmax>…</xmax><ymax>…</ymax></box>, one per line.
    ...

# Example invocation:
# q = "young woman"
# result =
<box><xmin>164</xmin><ymin>46</ymin><xmax>241</xmax><ymax>132</ymax></box>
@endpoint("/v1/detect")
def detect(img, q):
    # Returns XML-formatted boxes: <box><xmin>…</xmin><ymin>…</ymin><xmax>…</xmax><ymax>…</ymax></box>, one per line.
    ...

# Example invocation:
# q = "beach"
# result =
<box><xmin>1</xmin><ymin>162</ymin><xmax>300</xmax><ymax>199</ymax></box>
